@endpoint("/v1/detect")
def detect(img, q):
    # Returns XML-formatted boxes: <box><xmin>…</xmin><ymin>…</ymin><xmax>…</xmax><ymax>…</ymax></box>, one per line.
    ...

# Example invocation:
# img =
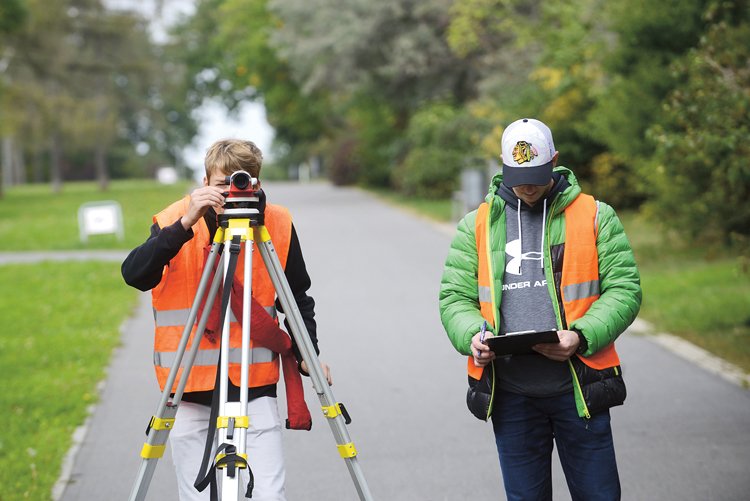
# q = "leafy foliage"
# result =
<box><xmin>3</xmin><ymin>0</ymin><xmax>748</xmax><ymax>248</ymax></box>
<box><xmin>0</xmin><ymin>0</ymin><xmax>196</xmax><ymax>192</ymax></box>
<box><xmin>266</xmin><ymin>0</ymin><xmax>484</xmax><ymax>187</ymax></box>
<box><xmin>648</xmin><ymin>10</ymin><xmax>750</xmax><ymax>248</ymax></box>
<box><xmin>170</xmin><ymin>0</ymin><xmax>329</xmax><ymax>166</ymax></box>
<box><xmin>394</xmin><ymin>103</ymin><xmax>488</xmax><ymax>197</ymax></box>
<box><xmin>0</xmin><ymin>0</ymin><xmax>25</xmax><ymax>34</ymax></box>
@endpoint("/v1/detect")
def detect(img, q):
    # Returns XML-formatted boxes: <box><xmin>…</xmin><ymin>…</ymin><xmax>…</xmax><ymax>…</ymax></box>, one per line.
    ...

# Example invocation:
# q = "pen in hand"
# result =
<box><xmin>478</xmin><ymin>320</ymin><xmax>488</xmax><ymax>358</ymax></box>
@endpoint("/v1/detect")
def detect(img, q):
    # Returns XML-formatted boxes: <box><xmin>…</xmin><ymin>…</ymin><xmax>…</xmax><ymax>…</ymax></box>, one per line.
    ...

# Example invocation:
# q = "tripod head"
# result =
<box><xmin>219</xmin><ymin>171</ymin><xmax>266</xmax><ymax>227</ymax></box>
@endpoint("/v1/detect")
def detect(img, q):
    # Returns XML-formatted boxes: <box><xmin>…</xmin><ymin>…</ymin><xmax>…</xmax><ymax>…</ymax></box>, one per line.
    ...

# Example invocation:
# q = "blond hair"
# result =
<box><xmin>204</xmin><ymin>139</ymin><xmax>263</xmax><ymax>180</ymax></box>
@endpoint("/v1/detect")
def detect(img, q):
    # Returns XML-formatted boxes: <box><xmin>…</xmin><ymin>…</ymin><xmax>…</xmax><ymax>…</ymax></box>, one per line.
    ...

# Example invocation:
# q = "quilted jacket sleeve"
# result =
<box><xmin>570</xmin><ymin>202</ymin><xmax>642</xmax><ymax>355</ymax></box>
<box><xmin>439</xmin><ymin>210</ymin><xmax>487</xmax><ymax>356</ymax></box>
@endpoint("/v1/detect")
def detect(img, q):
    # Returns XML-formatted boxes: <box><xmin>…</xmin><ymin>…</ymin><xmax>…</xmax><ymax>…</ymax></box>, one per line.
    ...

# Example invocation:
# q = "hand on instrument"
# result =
<box><xmin>181</xmin><ymin>185</ymin><xmax>226</xmax><ymax>230</ymax></box>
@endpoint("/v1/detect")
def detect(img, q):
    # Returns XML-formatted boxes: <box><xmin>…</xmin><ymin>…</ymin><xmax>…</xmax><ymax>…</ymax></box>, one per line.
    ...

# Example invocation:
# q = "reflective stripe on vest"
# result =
<box><xmin>477</xmin><ymin>286</ymin><xmax>492</xmax><ymax>303</ymax></box>
<box><xmin>562</xmin><ymin>280</ymin><xmax>600</xmax><ymax>303</ymax></box>
<box><xmin>153</xmin><ymin>306</ymin><xmax>277</xmax><ymax>327</ymax></box>
<box><xmin>470</xmin><ymin>193</ymin><xmax>620</xmax><ymax>378</ymax></box>
<box><xmin>151</xmin><ymin>196</ymin><xmax>292</xmax><ymax>392</ymax></box>
<box><xmin>154</xmin><ymin>347</ymin><xmax>277</xmax><ymax>368</ymax></box>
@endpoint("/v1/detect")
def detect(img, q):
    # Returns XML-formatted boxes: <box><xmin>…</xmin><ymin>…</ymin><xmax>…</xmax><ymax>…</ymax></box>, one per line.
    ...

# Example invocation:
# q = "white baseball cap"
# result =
<box><xmin>501</xmin><ymin>118</ymin><xmax>556</xmax><ymax>187</ymax></box>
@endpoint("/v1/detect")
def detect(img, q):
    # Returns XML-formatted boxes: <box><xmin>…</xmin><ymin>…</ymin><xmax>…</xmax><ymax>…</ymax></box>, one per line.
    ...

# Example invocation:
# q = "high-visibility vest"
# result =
<box><xmin>151</xmin><ymin>195</ymin><xmax>292</xmax><ymax>392</ymax></box>
<box><xmin>468</xmin><ymin>193</ymin><xmax>620</xmax><ymax>380</ymax></box>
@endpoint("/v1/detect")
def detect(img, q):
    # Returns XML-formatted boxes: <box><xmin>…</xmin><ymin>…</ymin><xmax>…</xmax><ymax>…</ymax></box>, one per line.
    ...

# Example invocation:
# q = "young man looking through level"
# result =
<box><xmin>122</xmin><ymin>139</ymin><xmax>330</xmax><ymax>501</ymax></box>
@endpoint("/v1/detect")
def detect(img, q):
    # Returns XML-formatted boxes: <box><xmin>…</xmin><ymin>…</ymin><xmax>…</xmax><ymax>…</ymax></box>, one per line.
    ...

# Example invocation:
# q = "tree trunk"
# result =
<box><xmin>33</xmin><ymin>147</ymin><xmax>44</xmax><ymax>183</ymax></box>
<box><xmin>2</xmin><ymin>136</ymin><xmax>14</xmax><ymax>188</ymax></box>
<box><xmin>50</xmin><ymin>133</ymin><xmax>63</xmax><ymax>193</ymax></box>
<box><xmin>14</xmin><ymin>146</ymin><xmax>26</xmax><ymax>184</ymax></box>
<box><xmin>95</xmin><ymin>142</ymin><xmax>109</xmax><ymax>191</ymax></box>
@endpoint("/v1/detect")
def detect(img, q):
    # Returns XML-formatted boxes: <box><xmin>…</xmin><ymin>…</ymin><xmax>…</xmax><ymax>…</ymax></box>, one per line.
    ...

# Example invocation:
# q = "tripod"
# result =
<box><xmin>128</xmin><ymin>176</ymin><xmax>374</xmax><ymax>500</ymax></box>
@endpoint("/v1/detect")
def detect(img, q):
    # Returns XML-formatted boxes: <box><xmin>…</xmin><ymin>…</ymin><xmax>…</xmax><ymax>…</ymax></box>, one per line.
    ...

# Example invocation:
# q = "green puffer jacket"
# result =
<box><xmin>439</xmin><ymin>167</ymin><xmax>642</xmax><ymax>416</ymax></box>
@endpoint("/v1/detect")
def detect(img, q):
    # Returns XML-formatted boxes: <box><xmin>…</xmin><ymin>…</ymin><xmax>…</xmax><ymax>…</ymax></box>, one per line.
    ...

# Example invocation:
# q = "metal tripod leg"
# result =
<box><xmin>215</xmin><ymin>232</ymin><xmax>253</xmax><ymax>500</ymax></box>
<box><xmin>255</xmin><ymin>226</ymin><xmax>375</xmax><ymax>501</ymax></box>
<box><xmin>128</xmin><ymin>239</ymin><xmax>226</xmax><ymax>501</ymax></box>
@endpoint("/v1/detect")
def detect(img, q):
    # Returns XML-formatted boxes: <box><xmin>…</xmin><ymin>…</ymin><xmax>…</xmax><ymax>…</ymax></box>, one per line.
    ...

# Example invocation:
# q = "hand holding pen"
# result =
<box><xmin>472</xmin><ymin>320</ymin><xmax>495</xmax><ymax>367</ymax></box>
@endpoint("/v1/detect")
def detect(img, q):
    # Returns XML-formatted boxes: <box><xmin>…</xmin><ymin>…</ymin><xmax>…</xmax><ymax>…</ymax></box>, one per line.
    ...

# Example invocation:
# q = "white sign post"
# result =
<box><xmin>78</xmin><ymin>201</ymin><xmax>125</xmax><ymax>243</ymax></box>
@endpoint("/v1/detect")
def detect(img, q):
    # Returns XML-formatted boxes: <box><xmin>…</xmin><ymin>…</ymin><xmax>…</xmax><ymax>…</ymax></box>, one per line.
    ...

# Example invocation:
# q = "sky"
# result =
<box><xmin>182</xmin><ymin>100</ymin><xmax>275</xmax><ymax>179</ymax></box>
<box><xmin>105</xmin><ymin>0</ymin><xmax>276</xmax><ymax>179</ymax></box>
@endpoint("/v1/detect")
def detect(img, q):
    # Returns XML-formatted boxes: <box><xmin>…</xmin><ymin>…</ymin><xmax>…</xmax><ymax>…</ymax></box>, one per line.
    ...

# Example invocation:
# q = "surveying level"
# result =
<box><xmin>128</xmin><ymin>172</ymin><xmax>374</xmax><ymax>500</ymax></box>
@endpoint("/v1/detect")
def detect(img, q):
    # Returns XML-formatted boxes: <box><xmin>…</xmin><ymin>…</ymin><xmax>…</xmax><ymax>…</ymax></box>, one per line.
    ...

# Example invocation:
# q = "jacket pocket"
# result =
<box><xmin>571</xmin><ymin>356</ymin><xmax>626</xmax><ymax>416</ymax></box>
<box><xmin>466</xmin><ymin>365</ymin><xmax>494</xmax><ymax>421</ymax></box>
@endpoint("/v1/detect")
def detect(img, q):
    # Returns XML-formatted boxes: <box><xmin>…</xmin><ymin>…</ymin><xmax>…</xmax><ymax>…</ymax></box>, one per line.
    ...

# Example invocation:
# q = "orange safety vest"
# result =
<box><xmin>469</xmin><ymin>193</ymin><xmax>620</xmax><ymax>381</ymax></box>
<box><xmin>151</xmin><ymin>195</ymin><xmax>292</xmax><ymax>393</ymax></box>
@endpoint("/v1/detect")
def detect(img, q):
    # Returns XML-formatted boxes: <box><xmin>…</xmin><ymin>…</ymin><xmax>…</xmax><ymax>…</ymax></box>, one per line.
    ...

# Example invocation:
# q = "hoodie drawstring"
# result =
<box><xmin>540</xmin><ymin>199</ymin><xmax>547</xmax><ymax>268</ymax></box>
<box><xmin>516</xmin><ymin>199</ymin><xmax>523</xmax><ymax>274</ymax></box>
<box><xmin>514</xmin><ymin>197</ymin><xmax>548</xmax><ymax>273</ymax></box>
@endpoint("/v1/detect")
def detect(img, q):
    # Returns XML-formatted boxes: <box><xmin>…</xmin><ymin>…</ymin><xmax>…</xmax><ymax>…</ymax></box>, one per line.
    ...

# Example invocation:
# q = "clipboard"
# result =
<box><xmin>486</xmin><ymin>330</ymin><xmax>559</xmax><ymax>356</ymax></box>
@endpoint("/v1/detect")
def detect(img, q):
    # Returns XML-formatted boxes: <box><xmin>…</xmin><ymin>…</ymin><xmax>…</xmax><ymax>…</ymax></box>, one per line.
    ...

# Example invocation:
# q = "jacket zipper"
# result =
<box><xmin>546</xmin><ymin>195</ymin><xmax>591</xmax><ymax>419</ymax></box>
<box><xmin>569</xmin><ymin>360</ymin><xmax>591</xmax><ymax>419</ymax></box>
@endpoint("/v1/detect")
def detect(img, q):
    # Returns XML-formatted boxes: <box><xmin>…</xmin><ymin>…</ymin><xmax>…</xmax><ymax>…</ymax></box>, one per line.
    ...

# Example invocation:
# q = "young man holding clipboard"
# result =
<box><xmin>439</xmin><ymin>118</ymin><xmax>641</xmax><ymax>500</ymax></box>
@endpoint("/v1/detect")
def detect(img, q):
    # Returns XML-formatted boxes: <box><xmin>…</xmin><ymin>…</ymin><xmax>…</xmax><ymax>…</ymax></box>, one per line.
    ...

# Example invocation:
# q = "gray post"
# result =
<box><xmin>453</xmin><ymin>159</ymin><xmax>491</xmax><ymax>220</ymax></box>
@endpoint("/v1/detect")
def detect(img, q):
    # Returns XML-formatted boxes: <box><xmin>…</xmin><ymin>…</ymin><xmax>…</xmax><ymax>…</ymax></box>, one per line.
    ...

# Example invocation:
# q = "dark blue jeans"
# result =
<box><xmin>491</xmin><ymin>389</ymin><xmax>620</xmax><ymax>501</ymax></box>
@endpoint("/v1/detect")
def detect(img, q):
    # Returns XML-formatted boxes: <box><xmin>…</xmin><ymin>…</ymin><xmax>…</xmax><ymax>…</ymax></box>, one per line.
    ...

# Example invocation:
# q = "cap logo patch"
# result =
<box><xmin>512</xmin><ymin>141</ymin><xmax>538</xmax><ymax>165</ymax></box>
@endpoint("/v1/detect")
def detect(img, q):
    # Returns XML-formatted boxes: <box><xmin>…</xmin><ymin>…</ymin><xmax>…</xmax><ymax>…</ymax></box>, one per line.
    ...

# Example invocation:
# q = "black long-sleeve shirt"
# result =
<box><xmin>121</xmin><ymin>208</ymin><xmax>318</xmax><ymax>406</ymax></box>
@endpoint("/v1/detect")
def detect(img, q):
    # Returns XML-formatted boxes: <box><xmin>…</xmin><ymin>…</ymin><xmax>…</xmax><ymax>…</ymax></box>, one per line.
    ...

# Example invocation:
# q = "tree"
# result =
<box><xmin>66</xmin><ymin>1</ymin><xmax>158</xmax><ymax>189</ymax></box>
<box><xmin>172</xmin><ymin>0</ymin><xmax>329</xmax><ymax>169</ymax></box>
<box><xmin>1</xmin><ymin>0</ymin><xmax>196</xmax><ymax>192</ymax></box>
<box><xmin>0</xmin><ymin>0</ymin><xmax>27</xmax><ymax>198</ymax></box>
<box><xmin>648</xmin><ymin>2</ymin><xmax>750</xmax><ymax>247</ymax></box>
<box><xmin>395</xmin><ymin>102</ymin><xmax>489</xmax><ymax>197</ymax></box>
<box><xmin>272</xmin><ymin>0</ymin><xmax>480</xmax><ymax>118</ymax></box>
<box><xmin>443</xmin><ymin>0</ymin><xmax>716</xmax><ymax>208</ymax></box>
<box><xmin>269</xmin><ymin>0</ymin><xmax>484</xmax><ymax>187</ymax></box>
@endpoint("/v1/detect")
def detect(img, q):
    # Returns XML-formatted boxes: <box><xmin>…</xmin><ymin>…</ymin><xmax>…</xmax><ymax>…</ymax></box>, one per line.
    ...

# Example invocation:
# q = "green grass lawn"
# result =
<box><xmin>0</xmin><ymin>262</ymin><xmax>138</xmax><ymax>501</ymax></box>
<box><xmin>368</xmin><ymin>188</ymin><xmax>455</xmax><ymax>222</ymax></box>
<box><xmin>619</xmin><ymin>212</ymin><xmax>750</xmax><ymax>371</ymax></box>
<box><xmin>369</xmin><ymin>191</ymin><xmax>750</xmax><ymax>371</ymax></box>
<box><xmin>0</xmin><ymin>180</ymin><xmax>184</xmax><ymax>500</ymax></box>
<box><xmin>0</xmin><ymin>179</ymin><xmax>195</xmax><ymax>251</ymax></box>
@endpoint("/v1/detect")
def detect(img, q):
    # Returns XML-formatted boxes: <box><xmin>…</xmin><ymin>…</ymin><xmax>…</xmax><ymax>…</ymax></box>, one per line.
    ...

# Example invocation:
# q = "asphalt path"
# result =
<box><xmin>49</xmin><ymin>181</ymin><xmax>749</xmax><ymax>500</ymax></box>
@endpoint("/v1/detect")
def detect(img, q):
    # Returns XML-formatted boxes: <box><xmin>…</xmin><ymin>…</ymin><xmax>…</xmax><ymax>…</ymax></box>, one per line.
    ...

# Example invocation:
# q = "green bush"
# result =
<box><xmin>327</xmin><ymin>136</ymin><xmax>360</xmax><ymax>186</ymax></box>
<box><xmin>393</xmin><ymin>103</ymin><xmax>487</xmax><ymax>197</ymax></box>
<box><xmin>318</xmin><ymin>93</ymin><xmax>402</xmax><ymax>189</ymax></box>
<box><xmin>586</xmin><ymin>152</ymin><xmax>647</xmax><ymax>209</ymax></box>
<box><xmin>395</xmin><ymin>148</ymin><xmax>464</xmax><ymax>198</ymax></box>
<box><xmin>648</xmin><ymin>19</ymin><xmax>750</xmax><ymax>249</ymax></box>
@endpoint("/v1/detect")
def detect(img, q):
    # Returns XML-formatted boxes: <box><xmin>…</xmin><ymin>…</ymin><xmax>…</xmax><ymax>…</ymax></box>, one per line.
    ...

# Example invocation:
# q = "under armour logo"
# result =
<box><xmin>505</xmin><ymin>238</ymin><xmax>542</xmax><ymax>275</ymax></box>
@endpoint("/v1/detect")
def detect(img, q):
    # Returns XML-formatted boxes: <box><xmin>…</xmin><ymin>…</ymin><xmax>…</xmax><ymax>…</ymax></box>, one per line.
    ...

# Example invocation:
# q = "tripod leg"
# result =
<box><xmin>216</xmin><ymin>234</ymin><xmax>251</xmax><ymax>499</ymax></box>
<box><xmin>255</xmin><ymin>227</ymin><xmax>375</xmax><ymax>501</ymax></box>
<box><xmin>238</xmin><ymin>238</ymin><xmax>252</xmax><ymax>465</ymax></box>
<box><xmin>129</xmin><ymin>240</ymin><xmax>226</xmax><ymax>501</ymax></box>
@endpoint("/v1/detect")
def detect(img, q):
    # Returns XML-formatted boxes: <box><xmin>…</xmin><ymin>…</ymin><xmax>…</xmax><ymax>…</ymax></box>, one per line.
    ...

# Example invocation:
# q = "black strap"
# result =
<box><xmin>193</xmin><ymin>376</ymin><xmax>221</xmax><ymax>500</ymax></box>
<box><xmin>196</xmin><ymin>442</ymin><xmax>254</xmax><ymax>500</ymax></box>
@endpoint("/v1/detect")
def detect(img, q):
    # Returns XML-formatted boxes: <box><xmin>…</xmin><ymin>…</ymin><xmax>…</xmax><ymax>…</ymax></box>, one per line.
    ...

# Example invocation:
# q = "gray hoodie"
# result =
<box><xmin>494</xmin><ymin>173</ymin><xmax>573</xmax><ymax>397</ymax></box>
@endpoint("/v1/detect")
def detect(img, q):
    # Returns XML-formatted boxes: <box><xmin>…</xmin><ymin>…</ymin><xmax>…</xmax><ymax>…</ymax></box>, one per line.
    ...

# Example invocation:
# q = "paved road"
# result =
<box><xmin>56</xmin><ymin>182</ymin><xmax>750</xmax><ymax>500</ymax></box>
<box><xmin>0</xmin><ymin>250</ymin><xmax>129</xmax><ymax>264</ymax></box>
